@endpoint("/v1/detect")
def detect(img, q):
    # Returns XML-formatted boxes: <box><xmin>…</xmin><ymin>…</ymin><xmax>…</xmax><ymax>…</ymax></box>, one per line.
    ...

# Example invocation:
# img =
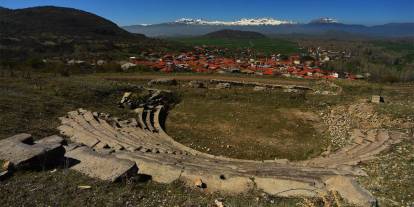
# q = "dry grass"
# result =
<box><xmin>0</xmin><ymin>74</ymin><xmax>137</xmax><ymax>139</ymax></box>
<box><xmin>0</xmin><ymin>169</ymin><xmax>301</xmax><ymax>207</ymax></box>
<box><xmin>166</xmin><ymin>88</ymin><xmax>330</xmax><ymax>160</ymax></box>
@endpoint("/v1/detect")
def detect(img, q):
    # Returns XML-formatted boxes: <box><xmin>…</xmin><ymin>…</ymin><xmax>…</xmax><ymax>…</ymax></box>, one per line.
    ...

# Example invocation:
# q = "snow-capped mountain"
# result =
<box><xmin>310</xmin><ymin>17</ymin><xmax>339</xmax><ymax>24</ymax></box>
<box><xmin>123</xmin><ymin>17</ymin><xmax>414</xmax><ymax>38</ymax></box>
<box><xmin>172</xmin><ymin>18</ymin><xmax>296</xmax><ymax>26</ymax></box>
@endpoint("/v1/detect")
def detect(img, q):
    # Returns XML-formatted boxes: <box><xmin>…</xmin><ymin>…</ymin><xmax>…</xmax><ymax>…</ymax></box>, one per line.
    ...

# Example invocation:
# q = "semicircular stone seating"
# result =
<box><xmin>57</xmin><ymin>88</ymin><xmax>405</xmax><ymax>207</ymax></box>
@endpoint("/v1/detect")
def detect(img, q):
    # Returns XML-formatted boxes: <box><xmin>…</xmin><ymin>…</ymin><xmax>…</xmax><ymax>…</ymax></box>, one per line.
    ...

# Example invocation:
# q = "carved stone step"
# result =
<box><xmin>65</xmin><ymin>146</ymin><xmax>138</xmax><ymax>182</ymax></box>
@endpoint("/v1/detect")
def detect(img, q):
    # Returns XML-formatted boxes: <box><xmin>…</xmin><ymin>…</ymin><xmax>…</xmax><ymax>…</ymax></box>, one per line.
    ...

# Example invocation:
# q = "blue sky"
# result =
<box><xmin>1</xmin><ymin>0</ymin><xmax>413</xmax><ymax>26</ymax></box>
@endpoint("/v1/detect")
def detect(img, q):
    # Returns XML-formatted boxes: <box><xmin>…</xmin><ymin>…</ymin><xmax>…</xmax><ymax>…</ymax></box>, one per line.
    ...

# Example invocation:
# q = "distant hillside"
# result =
<box><xmin>204</xmin><ymin>29</ymin><xmax>266</xmax><ymax>39</ymax></box>
<box><xmin>173</xmin><ymin>36</ymin><xmax>299</xmax><ymax>55</ymax></box>
<box><xmin>0</xmin><ymin>6</ymin><xmax>184</xmax><ymax>60</ymax></box>
<box><xmin>0</xmin><ymin>6</ymin><xmax>138</xmax><ymax>39</ymax></box>
<box><xmin>124</xmin><ymin>21</ymin><xmax>414</xmax><ymax>38</ymax></box>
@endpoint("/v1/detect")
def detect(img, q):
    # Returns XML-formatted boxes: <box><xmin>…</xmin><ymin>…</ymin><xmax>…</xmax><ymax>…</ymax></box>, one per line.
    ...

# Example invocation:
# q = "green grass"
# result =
<box><xmin>172</xmin><ymin>37</ymin><xmax>300</xmax><ymax>55</ymax></box>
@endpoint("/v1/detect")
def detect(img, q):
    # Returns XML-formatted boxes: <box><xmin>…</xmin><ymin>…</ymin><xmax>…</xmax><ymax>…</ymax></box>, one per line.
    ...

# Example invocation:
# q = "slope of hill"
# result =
<box><xmin>0</xmin><ymin>6</ymin><xmax>135</xmax><ymax>38</ymax></box>
<box><xmin>0</xmin><ymin>6</ymin><xmax>182</xmax><ymax>60</ymax></box>
<box><xmin>204</xmin><ymin>29</ymin><xmax>266</xmax><ymax>39</ymax></box>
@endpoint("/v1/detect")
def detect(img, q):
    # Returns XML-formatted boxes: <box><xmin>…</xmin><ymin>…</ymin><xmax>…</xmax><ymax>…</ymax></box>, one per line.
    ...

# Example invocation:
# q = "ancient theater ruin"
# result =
<box><xmin>1</xmin><ymin>79</ymin><xmax>408</xmax><ymax>207</ymax></box>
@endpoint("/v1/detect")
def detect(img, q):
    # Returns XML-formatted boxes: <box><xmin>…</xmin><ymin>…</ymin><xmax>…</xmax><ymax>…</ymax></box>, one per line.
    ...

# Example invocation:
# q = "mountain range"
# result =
<box><xmin>123</xmin><ymin>18</ymin><xmax>414</xmax><ymax>38</ymax></box>
<box><xmin>170</xmin><ymin>17</ymin><xmax>296</xmax><ymax>26</ymax></box>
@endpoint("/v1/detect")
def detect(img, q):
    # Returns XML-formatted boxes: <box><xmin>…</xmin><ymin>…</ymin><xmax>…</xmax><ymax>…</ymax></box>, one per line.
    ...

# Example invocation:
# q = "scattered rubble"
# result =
<box><xmin>283</xmin><ymin>88</ymin><xmax>299</xmax><ymax>93</ymax></box>
<box><xmin>320</xmin><ymin>100</ymin><xmax>393</xmax><ymax>149</ymax></box>
<box><xmin>148</xmin><ymin>78</ymin><xmax>177</xmax><ymax>86</ymax></box>
<box><xmin>121</xmin><ymin>62</ymin><xmax>137</xmax><ymax>71</ymax></box>
<box><xmin>313</xmin><ymin>80</ymin><xmax>343</xmax><ymax>96</ymax></box>
<box><xmin>119</xmin><ymin>89</ymin><xmax>175</xmax><ymax>109</ymax></box>
<box><xmin>359</xmin><ymin>140</ymin><xmax>414</xmax><ymax>207</ymax></box>
<box><xmin>216</xmin><ymin>82</ymin><xmax>231</xmax><ymax>89</ymax></box>
<box><xmin>253</xmin><ymin>86</ymin><xmax>266</xmax><ymax>91</ymax></box>
<box><xmin>188</xmin><ymin>80</ymin><xmax>206</xmax><ymax>88</ymax></box>
<box><xmin>209</xmin><ymin>79</ymin><xmax>323</xmax><ymax>94</ymax></box>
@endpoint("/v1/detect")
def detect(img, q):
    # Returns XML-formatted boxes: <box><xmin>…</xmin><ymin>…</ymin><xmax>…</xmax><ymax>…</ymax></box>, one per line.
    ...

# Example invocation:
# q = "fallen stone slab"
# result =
<box><xmin>371</xmin><ymin>95</ymin><xmax>384</xmax><ymax>103</ymax></box>
<box><xmin>0</xmin><ymin>134</ymin><xmax>65</xmax><ymax>169</ymax></box>
<box><xmin>65</xmin><ymin>146</ymin><xmax>138</xmax><ymax>182</ymax></box>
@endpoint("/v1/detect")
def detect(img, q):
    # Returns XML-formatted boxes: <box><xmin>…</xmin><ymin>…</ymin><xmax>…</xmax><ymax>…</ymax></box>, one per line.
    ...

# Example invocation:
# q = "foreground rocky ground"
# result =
<box><xmin>359</xmin><ymin>139</ymin><xmax>414</xmax><ymax>207</ymax></box>
<box><xmin>0</xmin><ymin>72</ymin><xmax>413</xmax><ymax>206</ymax></box>
<box><xmin>0</xmin><ymin>170</ymin><xmax>305</xmax><ymax>207</ymax></box>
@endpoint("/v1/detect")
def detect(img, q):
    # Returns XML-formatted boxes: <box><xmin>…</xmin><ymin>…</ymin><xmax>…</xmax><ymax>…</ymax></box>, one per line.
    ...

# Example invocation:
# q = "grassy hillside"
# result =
<box><xmin>0</xmin><ymin>6</ymin><xmax>131</xmax><ymax>38</ymax></box>
<box><xmin>0</xmin><ymin>6</ymin><xmax>186</xmax><ymax>60</ymax></box>
<box><xmin>172</xmin><ymin>37</ymin><xmax>300</xmax><ymax>55</ymax></box>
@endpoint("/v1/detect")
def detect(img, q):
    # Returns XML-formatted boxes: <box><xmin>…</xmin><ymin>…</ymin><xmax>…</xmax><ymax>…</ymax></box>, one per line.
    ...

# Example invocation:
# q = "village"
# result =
<box><xmin>119</xmin><ymin>46</ymin><xmax>362</xmax><ymax>80</ymax></box>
